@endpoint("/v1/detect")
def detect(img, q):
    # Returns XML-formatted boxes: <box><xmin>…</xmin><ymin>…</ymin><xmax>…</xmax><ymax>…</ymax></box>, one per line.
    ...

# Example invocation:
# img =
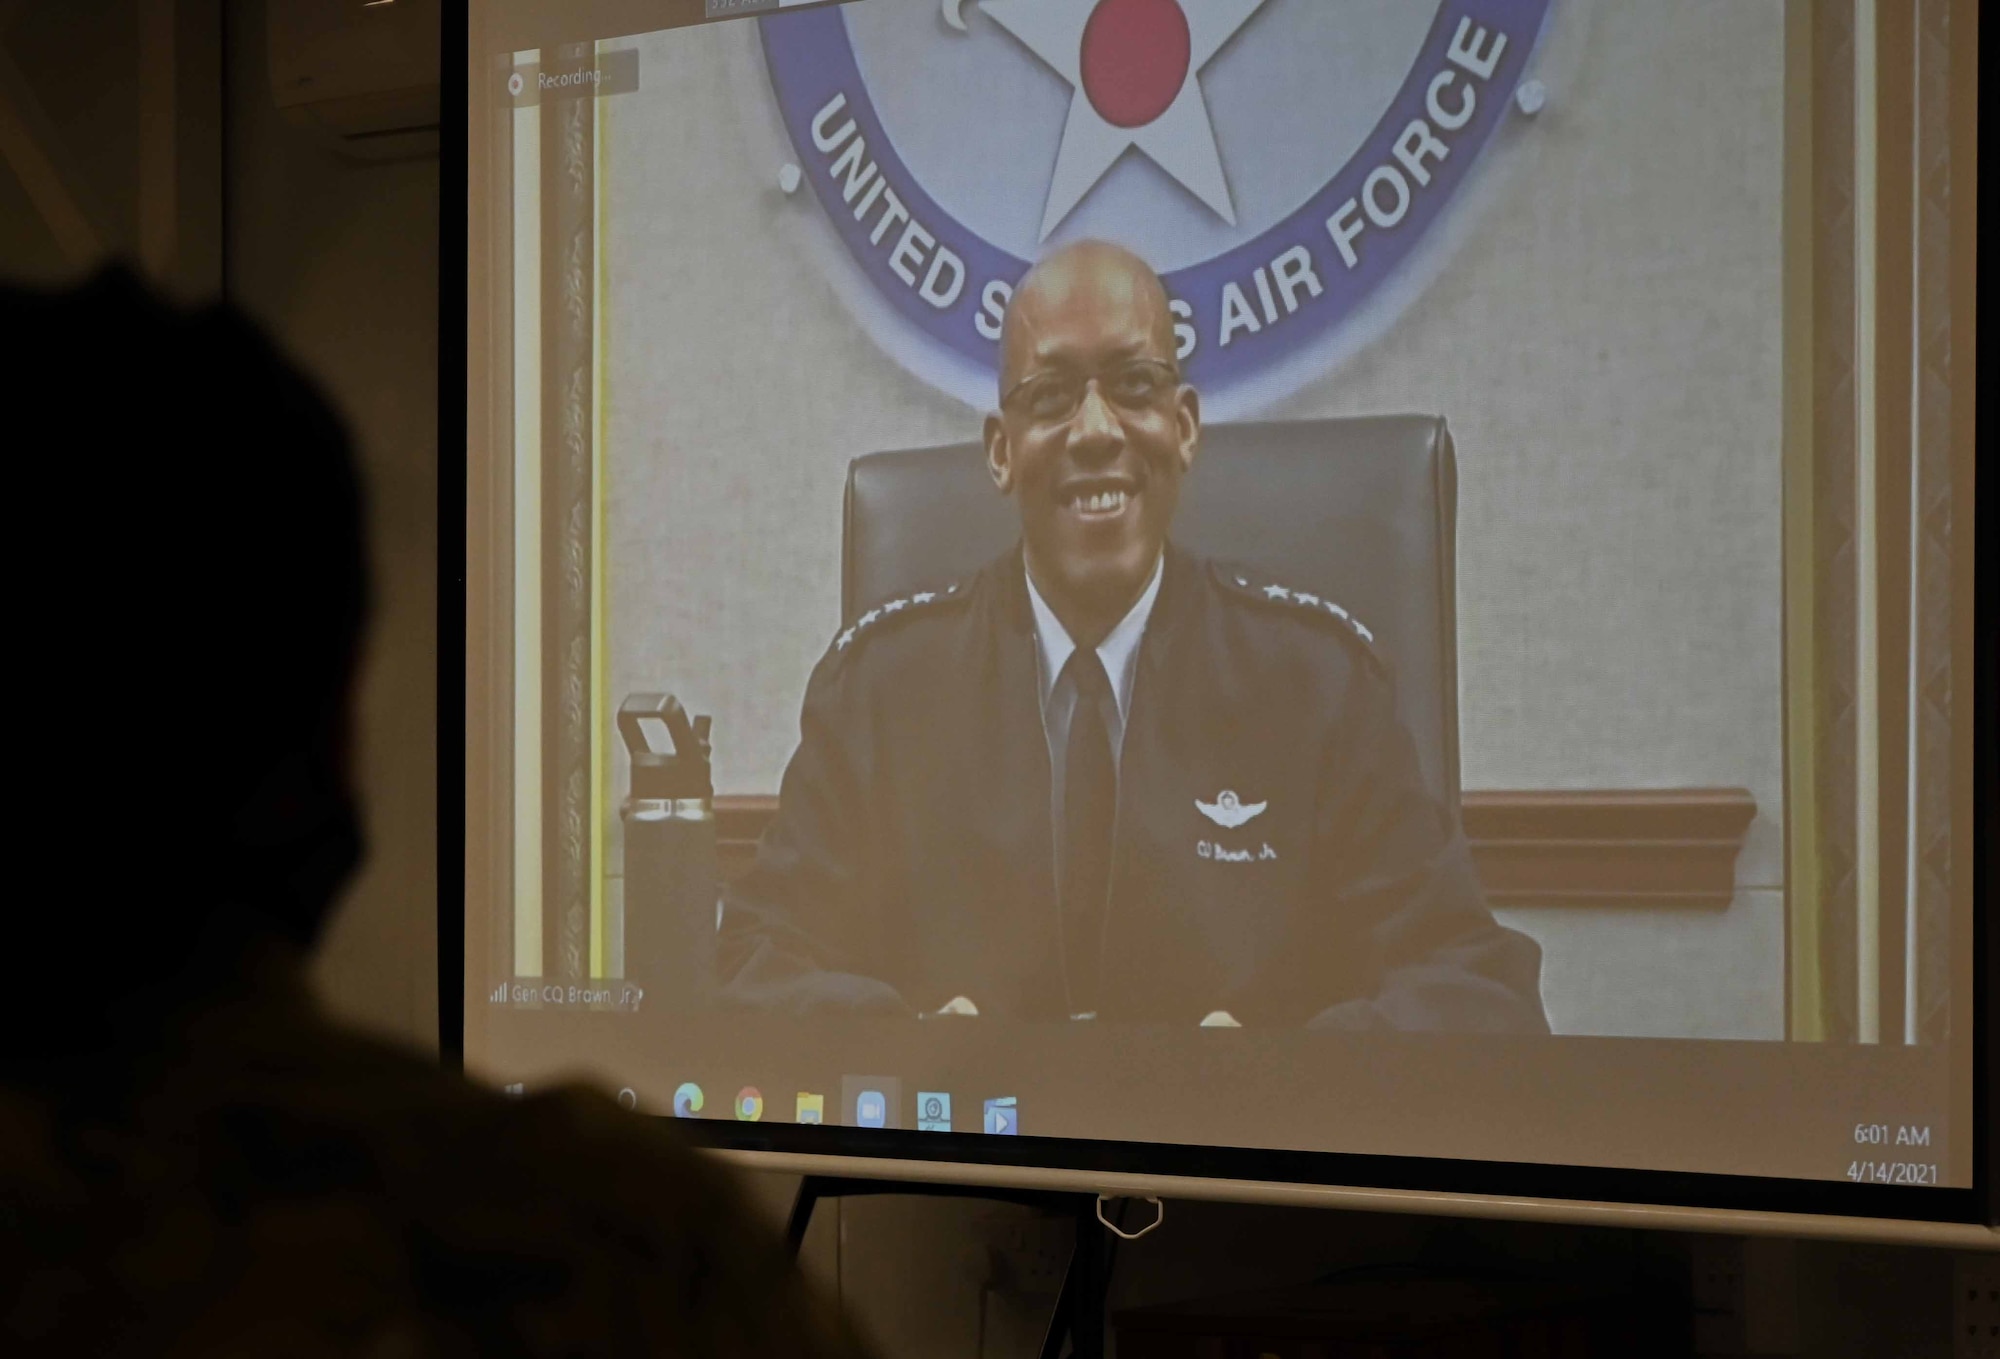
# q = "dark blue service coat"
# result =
<box><xmin>717</xmin><ymin>544</ymin><xmax>1548</xmax><ymax>1032</ymax></box>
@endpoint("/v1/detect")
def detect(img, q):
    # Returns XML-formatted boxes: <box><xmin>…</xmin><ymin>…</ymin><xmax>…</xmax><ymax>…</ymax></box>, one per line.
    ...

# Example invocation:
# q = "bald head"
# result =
<box><xmin>998</xmin><ymin>239</ymin><xmax>1178</xmax><ymax>397</ymax></box>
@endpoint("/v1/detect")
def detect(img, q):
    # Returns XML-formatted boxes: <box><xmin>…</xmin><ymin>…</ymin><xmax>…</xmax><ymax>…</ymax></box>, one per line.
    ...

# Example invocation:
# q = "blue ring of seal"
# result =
<box><xmin>761</xmin><ymin>0</ymin><xmax>1550</xmax><ymax>402</ymax></box>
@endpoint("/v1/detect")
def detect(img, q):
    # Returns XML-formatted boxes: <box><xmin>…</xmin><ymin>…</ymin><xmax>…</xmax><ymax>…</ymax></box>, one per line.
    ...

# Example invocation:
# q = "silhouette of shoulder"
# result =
<box><xmin>1</xmin><ymin>964</ymin><xmax>865</xmax><ymax>1359</ymax></box>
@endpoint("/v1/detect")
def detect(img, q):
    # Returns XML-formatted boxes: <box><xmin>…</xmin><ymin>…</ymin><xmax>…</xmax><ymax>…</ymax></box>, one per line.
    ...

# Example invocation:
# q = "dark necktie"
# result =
<box><xmin>1060</xmin><ymin>648</ymin><xmax>1116</xmax><ymax>1018</ymax></box>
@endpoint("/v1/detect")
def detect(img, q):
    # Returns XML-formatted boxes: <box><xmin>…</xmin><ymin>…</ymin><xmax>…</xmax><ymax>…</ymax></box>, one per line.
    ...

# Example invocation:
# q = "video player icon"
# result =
<box><xmin>983</xmin><ymin>1096</ymin><xmax>1018</xmax><ymax>1136</ymax></box>
<box><xmin>841</xmin><ymin>1075</ymin><xmax>901</xmax><ymax>1129</ymax></box>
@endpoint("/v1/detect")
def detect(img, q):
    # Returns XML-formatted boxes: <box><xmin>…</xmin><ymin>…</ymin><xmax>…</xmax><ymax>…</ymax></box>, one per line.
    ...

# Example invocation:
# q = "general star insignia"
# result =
<box><xmin>1196</xmin><ymin>789</ymin><xmax>1266</xmax><ymax>829</ymax></box>
<box><xmin>983</xmin><ymin>0</ymin><xmax>1271</xmax><ymax>239</ymax></box>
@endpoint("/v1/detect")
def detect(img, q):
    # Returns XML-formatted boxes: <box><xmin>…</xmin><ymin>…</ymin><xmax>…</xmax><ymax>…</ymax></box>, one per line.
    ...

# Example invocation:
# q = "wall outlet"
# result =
<box><xmin>977</xmin><ymin>1209</ymin><xmax>1071</xmax><ymax>1297</ymax></box>
<box><xmin>1955</xmin><ymin>1252</ymin><xmax>2000</xmax><ymax>1359</ymax></box>
<box><xmin>1691</xmin><ymin>1234</ymin><xmax>1749</xmax><ymax>1355</ymax></box>
<box><xmin>1689</xmin><ymin>1233</ymin><xmax>1800</xmax><ymax>1357</ymax></box>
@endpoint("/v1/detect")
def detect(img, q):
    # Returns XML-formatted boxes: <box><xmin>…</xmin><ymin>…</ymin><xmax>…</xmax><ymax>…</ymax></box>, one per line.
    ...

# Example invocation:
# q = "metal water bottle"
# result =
<box><xmin>618</xmin><ymin>694</ymin><xmax>716</xmax><ymax>1008</ymax></box>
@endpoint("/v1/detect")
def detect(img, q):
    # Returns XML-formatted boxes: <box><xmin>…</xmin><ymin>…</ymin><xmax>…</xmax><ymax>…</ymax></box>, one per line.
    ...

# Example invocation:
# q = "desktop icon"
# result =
<box><xmin>841</xmin><ymin>1075</ymin><xmax>903</xmax><ymax>1129</ymax></box>
<box><xmin>796</xmin><ymin>1092</ymin><xmax>825</xmax><ymax>1124</ymax></box>
<box><xmin>983</xmin><ymin>1096</ymin><xmax>1018</xmax><ymax>1135</ymax></box>
<box><xmin>672</xmin><ymin>1082</ymin><xmax>704</xmax><ymax>1118</ymax></box>
<box><xmin>736</xmin><ymin>1087</ymin><xmax>764</xmax><ymax>1121</ymax></box>
<box><xmin>917</xmin><ymin>1092</ymin><xmax>952</xmax><ymax>1132</ymax></box>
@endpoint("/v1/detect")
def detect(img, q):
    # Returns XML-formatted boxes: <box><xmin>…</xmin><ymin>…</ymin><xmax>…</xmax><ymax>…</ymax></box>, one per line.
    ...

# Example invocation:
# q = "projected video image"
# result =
<box><xmin>471</xmin><ymin>0</ymin><xmax>1972</xmax><ymax>1183</ymax></box>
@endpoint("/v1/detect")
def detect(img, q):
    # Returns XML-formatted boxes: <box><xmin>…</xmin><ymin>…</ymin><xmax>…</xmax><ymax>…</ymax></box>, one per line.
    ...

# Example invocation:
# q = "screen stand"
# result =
<box><xmin>784</xmin><ymin>1175</ymin><xmax>1119</xmax><ymax>1359</ymax></box>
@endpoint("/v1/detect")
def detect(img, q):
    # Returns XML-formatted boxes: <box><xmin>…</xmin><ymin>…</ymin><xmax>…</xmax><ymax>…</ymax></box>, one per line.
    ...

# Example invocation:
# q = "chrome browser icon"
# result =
<box><xmin>672</xmin><ymin>1082</ymin><xmax>704</xmax><ymax>1117</ymax></box>
<box><xmin>736</xmin><ymin>1087</ymin><xmax>765</xmax><ymax>1121</ymax></box>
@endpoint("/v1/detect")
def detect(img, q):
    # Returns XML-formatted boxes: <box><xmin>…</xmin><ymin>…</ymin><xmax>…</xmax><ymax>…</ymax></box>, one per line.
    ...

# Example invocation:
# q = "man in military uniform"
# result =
<box><xmin>718</xmin><ymin>240</ymin><xmax>1547</xmax><ymax>1032</ymax></box>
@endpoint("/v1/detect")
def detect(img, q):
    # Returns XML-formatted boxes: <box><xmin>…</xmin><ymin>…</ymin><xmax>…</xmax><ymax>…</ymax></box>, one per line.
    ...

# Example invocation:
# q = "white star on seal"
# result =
<box><xmin>1262</xmin><ymin>584</ymin><xmax>1290</xmax><ymax>600</ymax></box>
<box><xmin>982</xmin><ymin>0</ymin><xmax>1270</xmax><ymax>240</ymax></box>
<box><xmin>912</xmin><ymin>591</ymin><xmax>937</xmax><ymax>604</ymax></box>
<box><xmin>859</xmin><ymin>609</ymin><xmax>881</xmax><ymax>627</ymax></box>
<box><xmin>883</xmin><ymin>599</ymin><xmax>908</xmax><ymax>613</ymax></box>
<box><xmin>836</xmin><ymin>627</ymin><xmax>857</xmax><ymax>650</ymax></box>
<box><xmin>1295</xmin><ymin>592</ymin><xmax>1321</xmax><ymax>608</ymax></box>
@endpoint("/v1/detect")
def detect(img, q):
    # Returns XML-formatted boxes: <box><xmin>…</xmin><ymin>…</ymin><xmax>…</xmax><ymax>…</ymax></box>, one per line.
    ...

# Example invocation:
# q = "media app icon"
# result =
<box><xmin>917</xmin><ymin>1092</ymin><xmax>952</xmax><ymax>1132</ymax></box>
<box><xmin>736</xmin><ymin>1087</ymin><xmax>764</xmax><ymax>1121</ymax></box>
<box><xmin>672</xmin><ymin>1082</ymin><xmax>704</xmax><ymax>1118</ymax></box>
<box><xmin>983</xmin><ymin>1096</ymin><xmax>1018</xmax><ymax>1135</ymax></box>
<box><xmin>841</xmin><ymin>1075</ymin><xmax>902</xmax><ymax>1128</ymax></box>
<box><xmin>796</xmin><ymin>1092</ymin><xmax>825</xmax><ymax>1124</ymax></box>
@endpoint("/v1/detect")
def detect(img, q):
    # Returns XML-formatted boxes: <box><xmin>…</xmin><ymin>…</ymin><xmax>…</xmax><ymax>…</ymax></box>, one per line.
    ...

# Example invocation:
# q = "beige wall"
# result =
<box><xmin>596</xmin><ymin>0</ymin><xmax>1786</xmax><ymax>1037</ymax></box>
<box><xmin>0</xmin><ymin>0</ymin><xmax>437</xmax><ymax>1053</ymax></box>
<box><xmin>224</xmin><ymin>1</ymin><xmax>440</xmax><ymax>1051</ymax></box>
<box><xmin>0</xmin><ymin>0</ymin><xmax>219</xmax><ymax>294</ymax></box>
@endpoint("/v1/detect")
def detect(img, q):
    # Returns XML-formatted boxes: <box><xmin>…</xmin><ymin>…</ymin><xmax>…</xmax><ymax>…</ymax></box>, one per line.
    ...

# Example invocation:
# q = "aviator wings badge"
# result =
<box><xmin>1196</xmin><ymin>789</ymin><xmax>1266</xmax><ymax>829</ymax></box>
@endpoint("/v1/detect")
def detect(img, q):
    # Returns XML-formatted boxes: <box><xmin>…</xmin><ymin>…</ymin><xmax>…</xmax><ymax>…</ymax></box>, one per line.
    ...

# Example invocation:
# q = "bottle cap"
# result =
<box><xmin>617</xmin><ymin>693</ymin><xmax>713</xmax><ymax>800</ymax></box>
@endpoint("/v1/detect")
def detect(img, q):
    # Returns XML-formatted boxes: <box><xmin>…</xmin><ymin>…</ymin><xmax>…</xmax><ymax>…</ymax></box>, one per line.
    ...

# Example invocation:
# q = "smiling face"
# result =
<box><xmin>983</xmin><ymin>241</ymin><xmax>1200</xmax><ymax>641</ymax></box>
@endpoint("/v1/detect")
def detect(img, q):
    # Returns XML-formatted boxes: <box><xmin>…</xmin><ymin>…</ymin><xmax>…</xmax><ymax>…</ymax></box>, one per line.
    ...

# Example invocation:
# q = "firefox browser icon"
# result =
<box><xmin>736</xmin><ymin>1087</ymin><xmax>765</xmax><ymax>1121</ymax></box>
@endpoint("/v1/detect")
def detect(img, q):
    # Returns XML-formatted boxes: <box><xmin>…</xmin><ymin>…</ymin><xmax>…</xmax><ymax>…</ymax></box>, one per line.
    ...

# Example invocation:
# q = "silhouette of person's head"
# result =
<box><xmin>5</xmin><ymin>267</ymin><xmax>369</xmax><ymax>1055</ymax></box>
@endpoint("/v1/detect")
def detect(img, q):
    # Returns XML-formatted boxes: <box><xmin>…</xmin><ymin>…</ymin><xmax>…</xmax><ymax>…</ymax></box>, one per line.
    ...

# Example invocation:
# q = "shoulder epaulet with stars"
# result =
<box><xmin>829</xmin><ymin>581</ymin><xmax>966</xmax><ymax>656</ymax></box>
<box><xmin>1211</xmin><ymin>561</ymin><xmax>1377</xmax><ymax>646</ymax></box>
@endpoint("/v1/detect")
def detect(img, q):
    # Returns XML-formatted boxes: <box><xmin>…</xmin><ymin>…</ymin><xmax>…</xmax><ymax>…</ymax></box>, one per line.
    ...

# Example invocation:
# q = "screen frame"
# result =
<box><xmin>446</xmin><ymin>0</ymin><xmax>1995</xmax><ymax>1239</ymax></box>
<box><xmin>668</xmin><ymin>1111</ymin><xmax>1990</xmax><ymax>1239</ymax></box>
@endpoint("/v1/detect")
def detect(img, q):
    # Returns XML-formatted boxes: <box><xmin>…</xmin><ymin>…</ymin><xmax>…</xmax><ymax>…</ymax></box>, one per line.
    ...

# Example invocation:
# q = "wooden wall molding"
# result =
<box><xmin>1460</xmin><ymin>788</ymin><xmax>1756</xmax><ymax>907</ymax></box>
<box><xmin>713</xmin><ymin>788</ymin><xmax>1759</xmax><ymax>909</ymax></box>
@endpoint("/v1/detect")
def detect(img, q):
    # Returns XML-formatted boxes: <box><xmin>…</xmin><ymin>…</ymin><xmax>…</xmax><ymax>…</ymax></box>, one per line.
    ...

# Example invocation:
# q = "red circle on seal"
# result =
<box><xmin>1080</xmin><ymin>0</ymin><xmax>1192</xmax><ymax>130</ymax></box>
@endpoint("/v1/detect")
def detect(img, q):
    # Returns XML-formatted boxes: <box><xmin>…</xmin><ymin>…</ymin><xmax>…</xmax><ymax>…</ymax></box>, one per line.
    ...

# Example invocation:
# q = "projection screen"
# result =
<box><xmin>460</xmin><ymin>0</ymin><xmax>1989</xmax><ymax>1238</ymax></box>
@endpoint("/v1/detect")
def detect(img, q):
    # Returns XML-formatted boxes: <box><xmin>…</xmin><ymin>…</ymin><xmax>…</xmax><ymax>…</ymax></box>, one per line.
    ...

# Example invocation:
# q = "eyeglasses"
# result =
<box><xmin>1000</xmin><ymin>358</ymin><xmax>1181</xmax><ymax>426</ymax></box>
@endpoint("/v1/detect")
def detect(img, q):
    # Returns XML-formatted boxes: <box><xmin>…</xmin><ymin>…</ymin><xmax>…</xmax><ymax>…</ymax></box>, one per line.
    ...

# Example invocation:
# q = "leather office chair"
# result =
<box><xmin>841</xmin><ymin>415</ymin><xmax>1463</xmax><ymax>810</ymax></box>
